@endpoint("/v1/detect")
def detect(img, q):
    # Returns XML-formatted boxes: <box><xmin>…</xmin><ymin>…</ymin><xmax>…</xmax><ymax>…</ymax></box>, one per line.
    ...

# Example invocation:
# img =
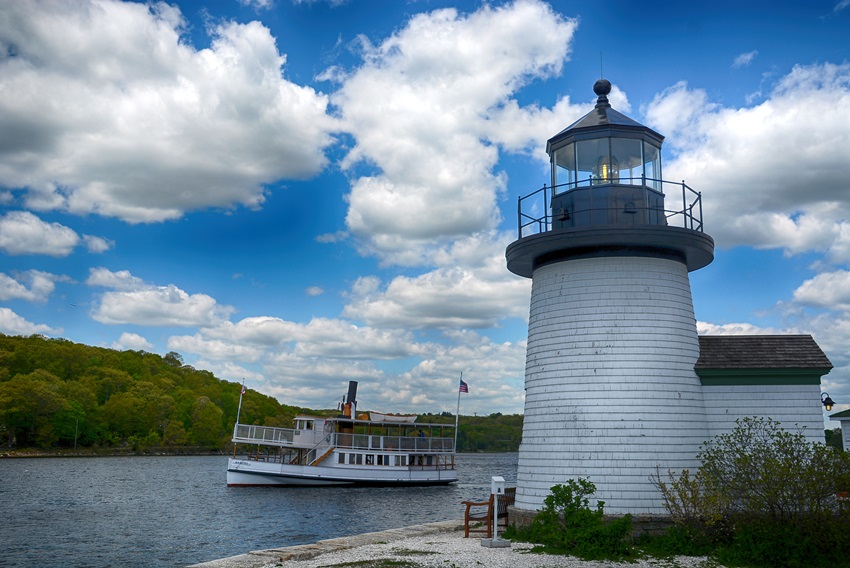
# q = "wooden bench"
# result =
<box><xmin>462</xmin><ymin>487</ymin><xmax>516</xmax><ymax>538</ymax></box>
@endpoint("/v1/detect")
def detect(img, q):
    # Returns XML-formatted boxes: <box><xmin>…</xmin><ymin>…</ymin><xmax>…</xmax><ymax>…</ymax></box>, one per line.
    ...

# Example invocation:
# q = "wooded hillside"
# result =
<box><xmin>0</xmin><ymin>334</ymin><xmax>522</xmax><ymax>452</ymax></box>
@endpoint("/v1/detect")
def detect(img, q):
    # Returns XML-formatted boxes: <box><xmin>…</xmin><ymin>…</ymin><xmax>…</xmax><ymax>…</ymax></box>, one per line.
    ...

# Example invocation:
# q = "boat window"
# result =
<box><xmin>338</xmin><ymin>453</ymin><xmax>345</xmax><ymax>464</ymax></box>
<box><xmin>377</xmin><ymin>455</ymin><xmax>385</xmax><ymax>466</ymax></box>
<box><xmin>365</xmin><ymin>455</ymin><xmax>374</xmax><ymax>465</ymax></box>
<box><xmin>355</xmin><ymin>454</ymin><xmax>363</xmax><ymax>465</ymax></box>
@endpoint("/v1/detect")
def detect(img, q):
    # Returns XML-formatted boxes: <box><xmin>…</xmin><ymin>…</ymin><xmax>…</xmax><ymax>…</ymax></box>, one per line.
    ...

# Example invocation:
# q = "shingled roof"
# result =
<box><xmin>696</xmin><ymin>335</ymin><xmax>832</xmax><ymax>370</ymax></box>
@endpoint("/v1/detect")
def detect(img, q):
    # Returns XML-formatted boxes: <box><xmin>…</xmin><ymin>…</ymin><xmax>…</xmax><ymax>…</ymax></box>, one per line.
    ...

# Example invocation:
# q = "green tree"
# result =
<box><xmin>191</xmin><ymin>396</ymin><xmax>224</xmax><ymax>446</ymax></box>
<box><xmin>0</xmin><ymin>371</ymin><xmax>70</xmax><ymax>448</ymax></box>
<box><xmin>162</xmin><ymin>419</ymin><xmax>189</xmax><ymax>446</ymax></box>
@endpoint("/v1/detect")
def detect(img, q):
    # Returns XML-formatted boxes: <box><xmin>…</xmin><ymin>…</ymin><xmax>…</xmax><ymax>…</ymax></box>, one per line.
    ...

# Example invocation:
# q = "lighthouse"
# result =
<box><xmin>506</xmin><ymin>79</ymin><xmax>715</xmax><ymax>515</ymax></box>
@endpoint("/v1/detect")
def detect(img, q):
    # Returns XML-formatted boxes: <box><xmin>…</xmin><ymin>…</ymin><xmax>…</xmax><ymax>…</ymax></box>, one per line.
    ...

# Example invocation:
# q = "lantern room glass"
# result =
<box><xmin>551</xmin><ymin>137</ymin><xmax>663</xmax><ymax>194</ymax></box>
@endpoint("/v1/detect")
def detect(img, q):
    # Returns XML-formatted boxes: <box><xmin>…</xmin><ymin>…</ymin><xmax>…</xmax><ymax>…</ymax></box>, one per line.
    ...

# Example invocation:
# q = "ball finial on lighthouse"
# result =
<box><xmin>593</xmin><ymin>78</ymin><xmax>611</xmax><ymax>96</ymax></box>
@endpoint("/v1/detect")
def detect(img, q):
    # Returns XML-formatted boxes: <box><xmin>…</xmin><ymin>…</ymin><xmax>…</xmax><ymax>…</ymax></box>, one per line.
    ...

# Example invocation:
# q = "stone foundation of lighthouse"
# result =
<box><xmin>515</xmin><ymin>253</ymin><xmax>709</xmax><ymax>514</ymax></box>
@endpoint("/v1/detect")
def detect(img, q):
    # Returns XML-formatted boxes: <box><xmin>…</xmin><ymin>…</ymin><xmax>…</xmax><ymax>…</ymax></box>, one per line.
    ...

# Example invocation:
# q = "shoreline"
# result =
<box><xmin>188</xmin><ymin>520</ymin><xmax>462</xmax><ymax>568</ymax></box>
<box><xmin>0</xmin><ymin>448</ymin><xmax>228</xmax><ymax>458</ymax></box>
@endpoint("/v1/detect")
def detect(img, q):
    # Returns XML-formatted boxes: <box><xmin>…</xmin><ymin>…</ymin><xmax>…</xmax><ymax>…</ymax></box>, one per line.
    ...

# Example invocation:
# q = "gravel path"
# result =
<box><xmin>284</xmin><ymin>530</ymin><xmax>719</xmax><ymax>568</ymax></box>
<box><xmin>190</xmin><ymin>521</ymin><xmax>721</xmax><ymax>568</ymax></box>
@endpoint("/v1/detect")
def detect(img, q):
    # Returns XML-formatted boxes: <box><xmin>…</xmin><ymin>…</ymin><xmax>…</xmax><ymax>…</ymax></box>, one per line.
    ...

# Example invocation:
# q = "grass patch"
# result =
<box><xmin>315</xmin><ymin>560</ymin><xmax>426</xmax><ymax>568</ymax></box>
<box><xmin>390</xmin><ymin>548</ymin><xmax>439</xmax><ymax>556</ymax></box>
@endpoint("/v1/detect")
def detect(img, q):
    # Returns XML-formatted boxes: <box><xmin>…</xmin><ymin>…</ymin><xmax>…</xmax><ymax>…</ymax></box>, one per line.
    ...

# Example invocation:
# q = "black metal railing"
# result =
<box><xmin>517</xmin><ymin>177</ymin><xmax>703</xmax><ymax>238</ymax></box>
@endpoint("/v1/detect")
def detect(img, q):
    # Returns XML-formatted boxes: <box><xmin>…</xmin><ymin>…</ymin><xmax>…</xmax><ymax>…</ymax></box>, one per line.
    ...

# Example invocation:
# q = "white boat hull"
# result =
<box><xmin>226</xmin><ymin>458</ymin><xmax>458</xmax><ymax>487</ymax></box>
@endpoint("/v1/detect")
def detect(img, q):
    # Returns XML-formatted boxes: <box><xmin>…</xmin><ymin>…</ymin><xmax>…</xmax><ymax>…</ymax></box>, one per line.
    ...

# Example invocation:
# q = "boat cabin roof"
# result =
<box><xmin>292</xmin><ymin>414</ymin><xmax>454</xmax><ymax>429</ymax></box>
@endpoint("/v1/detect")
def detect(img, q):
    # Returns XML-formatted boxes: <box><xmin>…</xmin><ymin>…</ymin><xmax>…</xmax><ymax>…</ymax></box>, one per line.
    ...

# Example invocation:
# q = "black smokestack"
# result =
<box><xmin>346</xmin><ymin>381</ymin><xmax>358</xmax><ymax>406</ymax></box>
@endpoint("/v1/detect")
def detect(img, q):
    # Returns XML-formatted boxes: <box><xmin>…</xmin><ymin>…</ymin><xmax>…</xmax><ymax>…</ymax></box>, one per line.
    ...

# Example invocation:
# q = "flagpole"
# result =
<box><xmin>234</xmin><ymin>380</ymin><xmax>245</xmax><ymax>437</ymax></box>
<box><xmin>454</xmin><ymin>372</ymin><xmax>462</xmax><ymax>453</ymax></box>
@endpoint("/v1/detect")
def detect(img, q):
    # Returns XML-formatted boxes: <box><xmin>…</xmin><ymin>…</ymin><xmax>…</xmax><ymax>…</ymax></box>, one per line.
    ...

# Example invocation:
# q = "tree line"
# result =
<box><xmin>0</xmin><ymin>334</ymin><xmax>522</xmax><ymax>453</ymax></box>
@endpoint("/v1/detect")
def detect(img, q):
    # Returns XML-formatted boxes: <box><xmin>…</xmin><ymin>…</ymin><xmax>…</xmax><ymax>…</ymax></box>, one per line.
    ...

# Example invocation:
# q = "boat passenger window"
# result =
<box><xmin>377</xmin><ymin>455</ymin><xmax>384</xmax><ymax>466</ymax></box>
<box><xmin>365</xmin><ymin>455</ymin><xmax>374</xmax><ymax>465</ymax></box>
<box><xmin>338</xmin><ymin>453</ymin><xmax>345</xmax><ymax>464</ymax></box>
<box><xmin>398</xmin><ymin>456</ymin><xmax>406</xmax><ymax>466</ymax></box>
<box><xmin>355</xmin><ymin>454</ymin><xmax>363</xmax><ymax>465</ymax></box>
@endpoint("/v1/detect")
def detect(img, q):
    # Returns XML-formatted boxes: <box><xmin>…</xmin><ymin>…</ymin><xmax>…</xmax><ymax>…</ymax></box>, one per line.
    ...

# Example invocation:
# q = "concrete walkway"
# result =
<box><xmin>188</xmin><ymin>520</ymin><xmax>463</xmax><ymax>568</ymax></box>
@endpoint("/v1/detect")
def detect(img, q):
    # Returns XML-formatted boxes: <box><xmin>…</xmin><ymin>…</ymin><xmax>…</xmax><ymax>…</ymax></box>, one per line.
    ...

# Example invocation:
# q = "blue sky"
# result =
<box><xmin>2</xmin><ymin>0</ymin><xmax>850</xmax><ymax>421</ymax></box>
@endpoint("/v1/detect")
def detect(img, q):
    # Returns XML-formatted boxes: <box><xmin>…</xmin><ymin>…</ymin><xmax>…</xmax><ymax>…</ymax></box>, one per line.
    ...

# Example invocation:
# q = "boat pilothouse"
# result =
<box><xmin>226</xmin><ymin>381</ymin><xmax>458</xmax><ymax>486</ymax></box>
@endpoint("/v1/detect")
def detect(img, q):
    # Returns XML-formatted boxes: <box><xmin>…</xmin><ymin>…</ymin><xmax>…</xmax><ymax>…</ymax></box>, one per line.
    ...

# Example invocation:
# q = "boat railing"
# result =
<box><xmin>233</xmin><ymin>424</ymin><xmax>295</xmax><ymax>446</ymax></box>
<box><xmin>333</xmin><ymin>433</ymin><xmax>455</xmax><ymax>453</ymax></box>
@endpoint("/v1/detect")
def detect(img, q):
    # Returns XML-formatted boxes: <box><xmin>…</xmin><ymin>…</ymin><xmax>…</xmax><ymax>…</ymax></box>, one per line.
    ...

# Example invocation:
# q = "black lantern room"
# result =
<box><xmin>506</xmin><ymin>79</ymin><xmax>713</xmax><ymax>279</ymax></box>
<box><xmin>547</xmin><ymin>79</ymin><xmax>667</xmax><ymax>228</ymax></box>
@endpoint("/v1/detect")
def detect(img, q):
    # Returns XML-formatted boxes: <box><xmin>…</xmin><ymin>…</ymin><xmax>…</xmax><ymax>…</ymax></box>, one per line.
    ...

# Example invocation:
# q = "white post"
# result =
<box><xmin>482</xmin><ymin>476</ymin><xmax>510</xmax><ymax>548</ymax></box>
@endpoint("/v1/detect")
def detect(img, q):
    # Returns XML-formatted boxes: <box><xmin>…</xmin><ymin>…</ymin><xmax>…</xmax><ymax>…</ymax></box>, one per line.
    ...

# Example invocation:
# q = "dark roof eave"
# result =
<box><xmin>696</xmin><ymin>335</ymin><xmax>833</xmax><ymax>370</ymax></box>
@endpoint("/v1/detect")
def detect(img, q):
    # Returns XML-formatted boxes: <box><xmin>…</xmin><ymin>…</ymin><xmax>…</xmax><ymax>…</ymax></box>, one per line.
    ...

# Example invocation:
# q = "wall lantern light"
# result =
<box><xmin>822</xmin><ymin>392</ymin><xmax>835</xmax><ymax>411</ymax></box>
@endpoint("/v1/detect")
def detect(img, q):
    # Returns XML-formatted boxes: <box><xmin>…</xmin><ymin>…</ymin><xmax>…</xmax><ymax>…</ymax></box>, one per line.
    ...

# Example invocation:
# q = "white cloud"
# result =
<box><xmin>305</xmin><ymin>286</ymin><xmax>325</xmax><ymax>296</ymax></box>
<box><xmin>647</xmin><ymin>63</ymin><xmax>850</xmax><ymax>257</ymax></box>
<box><xmin>194</xmin><ymin>360</ymin><xmax>265</xmax><ymax>386</ymax></box>
<box><xmin>159</xmin><ymin>311</ymin><xmax>528</xmax><ymax>414</ymax></box>
<box><xmin>256</xmin><ymin>338</ymin><xmax>517</xmax><ymax>417</ymax></box>
<box><xmin>238</xmin><ymin>0</ymin><xmax>275</xmax><ymax>10</ymax></box>
<box><xmin>344</xmin><ymin>265</ymin><xmax>529</xmax><ymax>329</ymax></box>
<box><xmin>86</xmin><ymin>267</ymin><xmax>234</xmax><ymax>327</ymax></box>
<box><xmin>344</xmin><ymin>233</ymin><xmax>530</xmax><ymax>329</ymax></box>
<box><xmin>697</xmin><ymin>321</ymin><xmax>785</xmax><ymax>335</ymax></box>
<box><xmin>315</xmin><ymin>231</ymin><xmax>348</xmax><ymax>243</ymax></box>
<box><xmin>181</xmin><ymin>316</ymin><xmax>423</xmax><ymax>361</ymax></box>
<box><xmin>111</xmin><ymin>332</ymin><xmax>153</xmax><ymax>351</ymax></box>
<box><xmin>0</xmin><ymin>211</ymin><xmax>80</xmax><ymax>256</ymax></box>
<box><xmin>330</xmin><ymin>0</ymin><xmax>578</xmax><ymax>263</ymax></box>
<box><xmin>0</xmin><ymin>0</ymin><xmax>336</xmax><ymax>223</ymax></box>
<box><xmin>83</xmin><ymin>234</ymin><xmax>112</xmax><ymax>253</ymax></box>
<box><xmin>0</xmin><ymin>270</ymin><xmax>66</xmax><ymax>302</ymax></box>
<box><xmin>293</xmin><ymin>318</ymin><xmax>424</xmax><ymax>359</ymax></box>
<box><xmin>732</xmin><ymin>50</ymin><xmax>758</xmax><ymax>68</ymax></box>
<box><xmin>86</xmin><ymin>267</ymin><xmax>146</xmax><ymax>291</ymax></box>
<box><xmin>793</xmin><ymin>270</ymin><xmax>850</xmax><ymax>311</ymax></box>
<box><xmin>0</xmin><ymin>307</ymin><xmax>61</xmax><ymax>336</ymax></box>
<box><xmin>167</xmin><ymin>334</ymin><xmax>265</xmax><ymax>362</ymax></box>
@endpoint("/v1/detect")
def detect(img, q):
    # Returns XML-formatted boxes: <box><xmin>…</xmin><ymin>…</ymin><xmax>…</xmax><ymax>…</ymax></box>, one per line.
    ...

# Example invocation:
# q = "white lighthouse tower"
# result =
<box><xmin>506</xmin><ymin>79</ymin><xmax>715</xmax><ymax>515</ymax></box>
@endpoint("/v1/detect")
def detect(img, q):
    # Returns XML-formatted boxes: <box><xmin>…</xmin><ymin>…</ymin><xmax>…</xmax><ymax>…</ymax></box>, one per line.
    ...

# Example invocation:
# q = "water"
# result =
<box><xmin>0</xmin><ymin>453</ymin><xmax>516</xmax><ymax>567</ymax></box>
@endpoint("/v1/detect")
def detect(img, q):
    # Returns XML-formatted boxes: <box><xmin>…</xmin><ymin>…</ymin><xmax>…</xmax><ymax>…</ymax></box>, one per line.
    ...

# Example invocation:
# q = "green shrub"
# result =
<box><xmin>650</xmin><ymin>417</ymin><xmax>850</xmax><ymax>567</ymax></box>
<box><xmin>510</xmin><ymin>478</ymin><xmax>633</xmax><ymax>561</ymax></box>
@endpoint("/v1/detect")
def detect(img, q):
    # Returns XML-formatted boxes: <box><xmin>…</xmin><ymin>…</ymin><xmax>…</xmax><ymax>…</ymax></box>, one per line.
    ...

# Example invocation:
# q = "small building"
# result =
<box><xmin>696</xmin><ymin>335</ymin><xmax>832</xmax><ymax>443</ymax></box>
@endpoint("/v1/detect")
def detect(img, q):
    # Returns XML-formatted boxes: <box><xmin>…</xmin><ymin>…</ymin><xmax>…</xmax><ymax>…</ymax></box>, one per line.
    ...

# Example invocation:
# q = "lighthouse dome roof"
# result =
<box><xmin>547</xmin><ymin>79</ymin><xmax>663</xmax><ymax>152</ymax></box>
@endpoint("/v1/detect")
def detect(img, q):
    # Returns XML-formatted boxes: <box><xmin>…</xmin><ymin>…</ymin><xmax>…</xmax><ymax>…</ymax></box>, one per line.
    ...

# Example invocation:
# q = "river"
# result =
<box><xmin>0</xmin><ymin>453</ymin><xmax>517</xmax><ymax>567</ymax></box>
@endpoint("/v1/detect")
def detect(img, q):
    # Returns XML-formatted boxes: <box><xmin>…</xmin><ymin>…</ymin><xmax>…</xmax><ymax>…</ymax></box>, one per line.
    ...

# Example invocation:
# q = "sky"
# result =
<box><xmin>2</xmin><ymin>0</ymin><xmax>850</xmax><ymax>423</ymax></box>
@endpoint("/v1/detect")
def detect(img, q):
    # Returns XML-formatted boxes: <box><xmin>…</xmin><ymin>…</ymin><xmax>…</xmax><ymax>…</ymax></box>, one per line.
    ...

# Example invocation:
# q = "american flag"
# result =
<box><xmin>459</xmin><ymin>379</ymin><xmax>469</xmax><ymax>393</ymax></box>
<box><xmin>240</xmin><ymin>384</ymin><xmax>246</xmax><ymax>395</ymax></box>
